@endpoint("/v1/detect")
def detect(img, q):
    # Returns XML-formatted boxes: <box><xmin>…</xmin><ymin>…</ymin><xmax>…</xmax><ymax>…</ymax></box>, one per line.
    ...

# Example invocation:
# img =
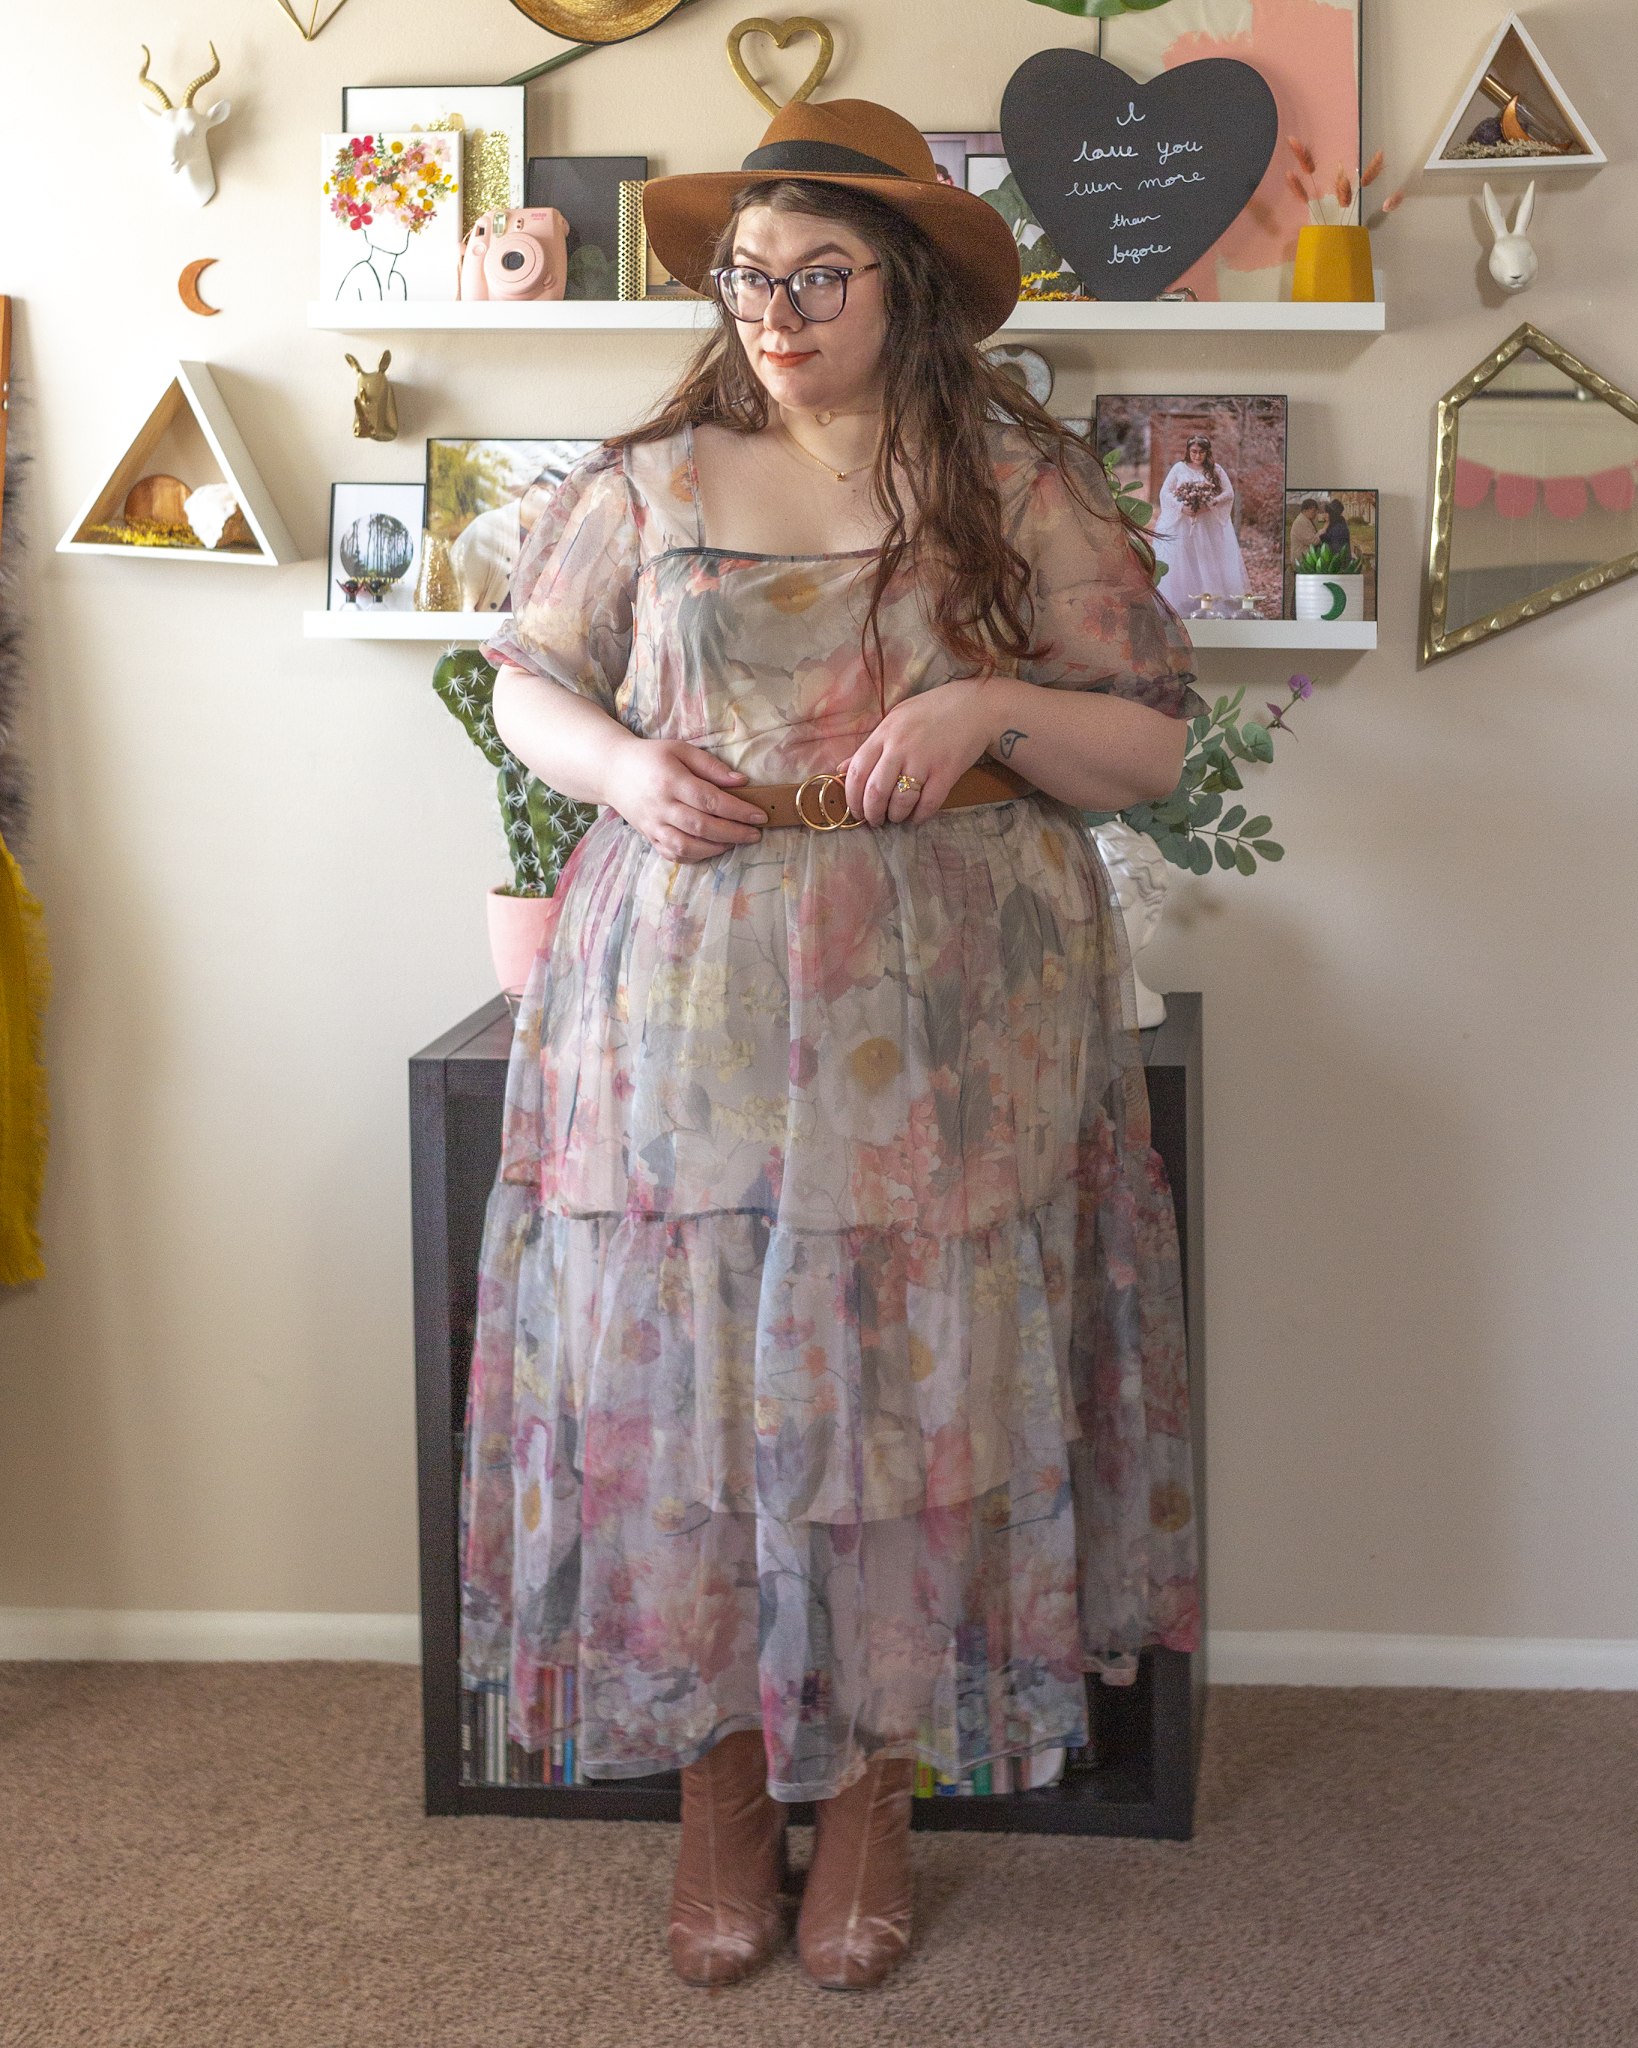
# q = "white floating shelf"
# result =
<box><xmin>1003</xmin><ymin>298</ymin><xmax>1383</xmax><ymax>334</ymax></box>
<box><xmin>306</xmin><ymin>296</ymin><xmax>1385</xmax><ymax>336</ymax></box>
<box><xmin>307</xmin><ymin>298</ymin><xmax>715</xmax><ymax>332</ymax></box>
<box><xmin>304</xmin><ymin>610</ymin><xmax>1377</xmax><ymax>652</ymax></box>
<box><xmin>1185</xmin><ymin>619</ymin><xmax>1377</xmax><ymax>650</ymax></box>
<box><xmin>305</xmin><ymin>609</ymin><xmax>493</xmax><ymax>641</ymax></box>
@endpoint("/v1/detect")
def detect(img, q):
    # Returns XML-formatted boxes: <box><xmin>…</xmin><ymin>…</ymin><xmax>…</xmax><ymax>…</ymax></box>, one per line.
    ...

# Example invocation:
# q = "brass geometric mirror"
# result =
<box><xmin>1424</xmin><ymin>323</ymin><xmax>1638</xmax><ymax>663</ymax></box>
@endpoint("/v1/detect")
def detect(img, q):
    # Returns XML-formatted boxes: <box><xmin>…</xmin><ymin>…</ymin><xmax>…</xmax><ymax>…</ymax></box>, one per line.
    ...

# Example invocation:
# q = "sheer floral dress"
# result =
<box><xmin>459</xmin><ymin>423</ymin><xmax>1203</xmax><ymax>1802</ymax></box>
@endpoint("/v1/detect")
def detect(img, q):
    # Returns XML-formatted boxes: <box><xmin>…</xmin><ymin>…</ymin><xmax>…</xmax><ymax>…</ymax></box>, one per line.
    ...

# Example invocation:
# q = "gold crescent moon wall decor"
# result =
<box><xmin>178</xmin><ymin>258</ymin><xmax>220</xmax><ymax>316</ymax></box>
<box><xmin>728</xmin><ymin>17</ymin><xmax>834</xmax><ymax>115</ymax></box>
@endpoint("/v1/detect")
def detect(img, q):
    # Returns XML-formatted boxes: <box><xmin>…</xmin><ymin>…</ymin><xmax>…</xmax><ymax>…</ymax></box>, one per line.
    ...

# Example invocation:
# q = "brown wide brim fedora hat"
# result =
<box><xmin>506</xmin><ymin>0</ymin><xmax>687</xmax><ymax>42</ymax></box>
<box><xmin>643</xmin><ymin>99</ymin><xmax>1022</xmax><ymax>339</ymax></box>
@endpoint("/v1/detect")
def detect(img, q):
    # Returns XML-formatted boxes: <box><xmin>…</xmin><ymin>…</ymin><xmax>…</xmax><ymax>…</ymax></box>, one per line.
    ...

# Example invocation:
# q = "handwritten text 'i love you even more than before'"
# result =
<box><xmin>1069</xmin><ymin>100</ymin><xmax>1205</xmax><ymax>270</ymax></box>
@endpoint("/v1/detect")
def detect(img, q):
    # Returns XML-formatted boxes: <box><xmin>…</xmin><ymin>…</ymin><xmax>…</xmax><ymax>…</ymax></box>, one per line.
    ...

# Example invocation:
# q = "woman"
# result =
<box><xmin>1152</xmin><ymin>432</ymin><xmax>1246</xmax><ymax>609</ymax></box>
<box><xmin>449</xmin><ymin>473</ymin><xmax>559</xmax><ymax>612</ymax></box>
<box><xmin>459</xmin><ymin>96</ymin><xmax>1201</xmax><ymax>1994</ymax></box>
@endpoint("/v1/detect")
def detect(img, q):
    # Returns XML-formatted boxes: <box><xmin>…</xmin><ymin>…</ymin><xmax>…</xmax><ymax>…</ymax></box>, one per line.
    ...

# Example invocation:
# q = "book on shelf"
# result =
<box><xmin>460</xmin><ymin>1670</ymin><xmax>587</xmax><ymax>1788</ymax></box>
<box><xmin>462</xmin><ymin>1679</ymin><xmax>1095</xmax><ymax>1794</ymax></box>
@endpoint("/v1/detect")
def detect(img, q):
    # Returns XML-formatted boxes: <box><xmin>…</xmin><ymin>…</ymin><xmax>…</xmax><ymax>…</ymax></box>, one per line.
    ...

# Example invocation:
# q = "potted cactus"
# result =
<box><xmin>432</xmin><ymin>650</ymin><xmax>598</xmax><ymax>995</ymax></box>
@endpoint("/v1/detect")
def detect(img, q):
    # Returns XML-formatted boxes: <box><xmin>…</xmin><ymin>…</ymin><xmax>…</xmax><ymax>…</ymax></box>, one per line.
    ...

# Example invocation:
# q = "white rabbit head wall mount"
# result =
<box><xmin>1484</xmin><ymin>182</ymin><xmax>1538</xmax><ymax>294</ymax></box>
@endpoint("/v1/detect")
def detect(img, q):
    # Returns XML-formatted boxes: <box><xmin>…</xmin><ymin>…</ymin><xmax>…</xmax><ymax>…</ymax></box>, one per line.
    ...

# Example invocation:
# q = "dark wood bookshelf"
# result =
<box><xmin>411</xmin><ymin>992</ymin><xmax>1206</xmax><ymax>1839</ymax></box>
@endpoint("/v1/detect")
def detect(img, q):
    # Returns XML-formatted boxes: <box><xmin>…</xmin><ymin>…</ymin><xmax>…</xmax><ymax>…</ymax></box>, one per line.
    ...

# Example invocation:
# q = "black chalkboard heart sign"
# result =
<box><xmin>1001</xmin><ymin>49</ymin><xmax>1279</xmax><ymax>302</ymax></box>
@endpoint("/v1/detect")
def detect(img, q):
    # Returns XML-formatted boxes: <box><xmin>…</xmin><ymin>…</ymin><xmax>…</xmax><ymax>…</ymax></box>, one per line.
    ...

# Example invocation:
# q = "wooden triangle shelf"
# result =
<box><xmin>1425</xmin><ymin>14</ymin><xmax>1605</xmax><ymax>174</ymax></box>
<box><xmin>57</xmin><ymin>362</ymin><xmax>301</xmax><ymax>567</ymax></box>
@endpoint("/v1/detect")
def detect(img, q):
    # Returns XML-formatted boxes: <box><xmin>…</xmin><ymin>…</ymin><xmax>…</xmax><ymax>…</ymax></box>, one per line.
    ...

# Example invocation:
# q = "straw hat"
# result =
<box><xmin>507</xmin><ymin>0</ymin><xmax>687</xmax><ymax>41</ymax></box>
<box><xmin>643</xmin><ymin>99</ymin><xmax>1022</xmax><ymax>338</ymax></box>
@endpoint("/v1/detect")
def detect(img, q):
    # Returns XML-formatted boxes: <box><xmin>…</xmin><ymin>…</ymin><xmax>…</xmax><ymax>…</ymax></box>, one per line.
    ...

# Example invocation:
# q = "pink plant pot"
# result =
<box><xmin>486</xmin><ymin>888</ymin><xmax>555</xmax><ymax>996</ymax></box>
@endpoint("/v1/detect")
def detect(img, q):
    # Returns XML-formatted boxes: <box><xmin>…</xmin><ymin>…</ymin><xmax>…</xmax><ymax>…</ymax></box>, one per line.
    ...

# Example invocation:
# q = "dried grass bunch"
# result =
<box><xmin>1284</xmin><ymin>141</ymin><xmax>1405</xmax><ymax>230</ymax></box>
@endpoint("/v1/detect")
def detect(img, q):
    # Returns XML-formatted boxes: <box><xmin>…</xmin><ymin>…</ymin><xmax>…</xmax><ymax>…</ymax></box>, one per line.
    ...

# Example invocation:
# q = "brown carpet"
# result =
<box><xmin>3</xmin><ymin>1665</ymin><xmax>1637</xmax><ymax>2048</ymax></box>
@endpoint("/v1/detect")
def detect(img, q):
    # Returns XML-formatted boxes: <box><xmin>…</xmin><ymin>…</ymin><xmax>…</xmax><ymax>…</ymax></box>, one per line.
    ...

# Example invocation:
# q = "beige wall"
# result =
<box><xmin>2</xmin><ymin>0</ymin><xmax>1633</xmax><ymax>1635</ymax></box>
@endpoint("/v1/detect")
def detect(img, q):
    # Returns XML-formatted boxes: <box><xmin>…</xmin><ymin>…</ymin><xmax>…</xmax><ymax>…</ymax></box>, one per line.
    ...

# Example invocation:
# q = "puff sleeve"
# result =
<box><xmin>480</xmin><ymin>446</ymin><xmax>640</xmax><ymax>720</ymax></box>
<box><xmin>1007</xmin><ymin>435</ymin><xmax>1206</xmax><ymax>722</ymax></box>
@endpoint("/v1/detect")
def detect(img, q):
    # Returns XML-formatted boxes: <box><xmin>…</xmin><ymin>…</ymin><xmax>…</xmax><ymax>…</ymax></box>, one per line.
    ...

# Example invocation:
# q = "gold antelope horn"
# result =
<box><xmin>181</xmin><ymin>42</ymin><xmax>221</xmax><ymax>109</ymax></box>
<box><xmin>137</xmin><ymin>46</ymin><xmax>173</xmax><ymax>110</ymax></box>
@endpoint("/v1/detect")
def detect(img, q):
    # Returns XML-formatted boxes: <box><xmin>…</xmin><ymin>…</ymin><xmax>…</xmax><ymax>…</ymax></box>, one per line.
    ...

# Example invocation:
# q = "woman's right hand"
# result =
<box><xmin>606</xmin><ymin>737</ymin><xmax>767</xmax><ymax>863</ymax></box>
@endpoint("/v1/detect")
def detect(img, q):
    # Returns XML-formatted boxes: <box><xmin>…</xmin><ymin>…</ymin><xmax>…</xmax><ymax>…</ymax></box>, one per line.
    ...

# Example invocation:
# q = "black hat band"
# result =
<box><xmin>740</xmin><ymin>139</ymin><xmax>909</xmax><ymax>179</ymax></box>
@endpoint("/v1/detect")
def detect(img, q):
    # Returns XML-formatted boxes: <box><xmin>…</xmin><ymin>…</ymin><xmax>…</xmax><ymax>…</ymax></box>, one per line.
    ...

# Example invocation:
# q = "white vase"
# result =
<box><xmin>1089</xmin><ymin>820</ymin><xmax>1170</xmax><ymax>1028</ymax></box>
<box><xmin>1295</xmin><ymin>572</ymin><xmax>1366</xmax><ymax>622</ymax></box>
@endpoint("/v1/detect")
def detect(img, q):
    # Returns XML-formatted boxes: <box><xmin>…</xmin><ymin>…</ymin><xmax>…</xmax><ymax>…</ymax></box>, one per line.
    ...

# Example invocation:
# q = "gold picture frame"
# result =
<box><xmin>1424</xmin><ymin>322</ymin><xmax>1638</xmax><ymax>665</ymax></box>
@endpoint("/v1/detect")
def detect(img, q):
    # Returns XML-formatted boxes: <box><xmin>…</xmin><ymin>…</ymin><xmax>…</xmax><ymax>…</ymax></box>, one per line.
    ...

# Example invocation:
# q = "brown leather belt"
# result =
<box><xmin>742</xmin><ymin>760</ymin><xmax>1035</xmax><ymax>831</ymax></box>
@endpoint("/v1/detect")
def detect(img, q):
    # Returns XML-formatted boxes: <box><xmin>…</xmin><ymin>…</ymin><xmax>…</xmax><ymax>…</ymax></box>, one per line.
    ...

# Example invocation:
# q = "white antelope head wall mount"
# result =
<box><xmin>138</xmin><ymin>44</ymin><xmax>230</xmax><ymax>208</ymax></box>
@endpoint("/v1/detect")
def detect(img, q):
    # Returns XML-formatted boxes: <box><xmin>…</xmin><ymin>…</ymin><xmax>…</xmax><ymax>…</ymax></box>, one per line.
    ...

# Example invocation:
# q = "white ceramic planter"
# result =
<box><xmin>1088</xmin><ymin>820</ymin><xmax>1170</xmax><ymax>1028</ymax></box>
<box><xmin>1295</xmin><ymin>572</ymin><xmax>1366</xmax><ymax>622</ymax></box>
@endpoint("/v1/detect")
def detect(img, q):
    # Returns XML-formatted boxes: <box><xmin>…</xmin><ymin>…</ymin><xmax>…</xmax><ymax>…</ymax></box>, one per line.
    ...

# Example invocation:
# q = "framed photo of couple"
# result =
<box><xmin>1285</xmin><ymin>490</ymin><xmax>1379</xmax><ymax>619</ymax></box>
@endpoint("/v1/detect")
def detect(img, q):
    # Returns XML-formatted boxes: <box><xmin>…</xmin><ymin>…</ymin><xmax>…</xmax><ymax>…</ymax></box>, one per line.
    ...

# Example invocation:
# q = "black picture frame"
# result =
<box><xmin>326</xmin><ymin>480</ymin><xmax>425</xmax><ymax>611</ymax></box>
<box><xmin>525</xmin><ymin>157</ymin><xmax>648</xmax><ymax>300</ymax></box>
<box><xmin>1284</xmin><ymin>487</ymin><xmax>1378</xmax><ymax>620</ymax></box>
<box><xmin>424</xmin><ymin>439</ymin><xmax>601</xmax><ymax>611</ymax></box>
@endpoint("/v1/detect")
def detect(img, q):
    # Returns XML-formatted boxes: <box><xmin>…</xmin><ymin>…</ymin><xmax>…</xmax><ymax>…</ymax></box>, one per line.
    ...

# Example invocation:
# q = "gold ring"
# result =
<box><xmin>895</xmin><ymin>774</ymin><xmax>923</xmax><ymax>793</ymax></box>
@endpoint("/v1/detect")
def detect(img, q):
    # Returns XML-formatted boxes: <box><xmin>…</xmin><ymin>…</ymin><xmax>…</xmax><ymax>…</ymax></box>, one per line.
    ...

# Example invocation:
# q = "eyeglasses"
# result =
<box><xmin>710</xmin><ymin>263</ymin><xmax>880</xmax><ymax>324</ymax></box>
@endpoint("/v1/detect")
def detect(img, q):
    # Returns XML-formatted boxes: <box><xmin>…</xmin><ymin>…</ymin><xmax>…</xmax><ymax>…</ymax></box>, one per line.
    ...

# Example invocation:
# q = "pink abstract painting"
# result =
<box><xmin>1104</xmin><ymin>0</ymin><xmax>1362</xmax><ymax>300</ymax></box>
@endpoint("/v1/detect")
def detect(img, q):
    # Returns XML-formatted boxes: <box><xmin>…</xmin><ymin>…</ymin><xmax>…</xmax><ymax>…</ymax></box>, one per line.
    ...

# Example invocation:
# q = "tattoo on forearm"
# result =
<box><xmin>998</xmin><ymin>728</ymin><xmax>1027</xmax><ymax>761</ymax></box>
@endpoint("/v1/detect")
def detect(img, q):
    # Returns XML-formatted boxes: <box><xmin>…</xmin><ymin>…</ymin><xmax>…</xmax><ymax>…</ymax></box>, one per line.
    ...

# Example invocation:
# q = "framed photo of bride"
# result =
<box><xmin>1092</xmin><ymin>393</ymin><xmax>1288</xmax><ymax>620</ymax></box>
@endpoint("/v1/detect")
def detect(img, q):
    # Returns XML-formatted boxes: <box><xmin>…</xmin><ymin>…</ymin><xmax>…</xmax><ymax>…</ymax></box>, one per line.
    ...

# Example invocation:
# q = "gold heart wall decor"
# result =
<box><xmin>727</xmin><ymin>16</ymin><xmax>834</xmax><ymax>116</ymax></box>
<box><xmin>271</xmin><ymin>0</ymin><xmax>354</xmax><ymax>40</ymax></box>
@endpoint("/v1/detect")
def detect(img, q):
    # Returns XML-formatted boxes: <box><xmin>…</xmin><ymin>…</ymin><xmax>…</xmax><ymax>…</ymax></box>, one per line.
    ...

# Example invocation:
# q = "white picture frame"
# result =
<box><xmin>341</xmin><ymin>86</ymin><xmax>526</xmax><ymax>235</ymax></box>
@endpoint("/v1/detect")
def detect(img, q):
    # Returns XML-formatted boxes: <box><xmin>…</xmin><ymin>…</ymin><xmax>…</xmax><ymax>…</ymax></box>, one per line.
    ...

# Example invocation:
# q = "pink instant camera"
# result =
<box><xmin>458</xmin><ymin>207</ymin><xmax>570</xmax><ymax>301</ymax></box>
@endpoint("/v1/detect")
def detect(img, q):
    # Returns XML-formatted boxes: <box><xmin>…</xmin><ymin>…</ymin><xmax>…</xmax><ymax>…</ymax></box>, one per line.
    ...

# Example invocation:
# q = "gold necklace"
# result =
<box><xmin>781</xmin><ymin>422</ymin><xmax>874</xmax><ymax>484</ymax></box>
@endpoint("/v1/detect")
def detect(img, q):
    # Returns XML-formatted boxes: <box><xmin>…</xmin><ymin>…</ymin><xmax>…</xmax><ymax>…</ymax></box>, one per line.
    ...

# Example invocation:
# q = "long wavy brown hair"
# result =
<box><xmin>610</xmin><ymin>180</ymin><xmax>1159</xmax><ymax>703</ymax></box>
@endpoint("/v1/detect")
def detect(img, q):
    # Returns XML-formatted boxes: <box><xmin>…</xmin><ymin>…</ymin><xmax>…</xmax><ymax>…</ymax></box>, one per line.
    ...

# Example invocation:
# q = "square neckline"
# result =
<box><xmin>676</xmin><ymin>421</ymin><xmax>878</xmax><ymax>564</ymax></box>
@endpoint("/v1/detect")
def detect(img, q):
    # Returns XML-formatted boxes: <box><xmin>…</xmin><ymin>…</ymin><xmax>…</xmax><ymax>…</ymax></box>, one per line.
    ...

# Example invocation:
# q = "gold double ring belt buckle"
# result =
<box><xmin>793</xmin><ymin>769</ymin><xmax>863</xmax><ymax>831</ymax></box>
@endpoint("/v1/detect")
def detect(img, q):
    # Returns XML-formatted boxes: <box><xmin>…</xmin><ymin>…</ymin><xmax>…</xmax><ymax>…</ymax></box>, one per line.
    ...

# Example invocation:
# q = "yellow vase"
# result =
<box><xmin>1292</xmin><ymin>225</ymin><xmax>1375</xmax><ymax>304</ymax></box>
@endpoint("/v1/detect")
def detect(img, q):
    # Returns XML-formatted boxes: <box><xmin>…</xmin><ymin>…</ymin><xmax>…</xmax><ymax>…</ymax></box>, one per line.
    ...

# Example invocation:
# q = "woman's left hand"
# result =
<box><xmin>839</xmin><ymin>680</ymin><xmax>991</xmax><ymax>827</ymax></box>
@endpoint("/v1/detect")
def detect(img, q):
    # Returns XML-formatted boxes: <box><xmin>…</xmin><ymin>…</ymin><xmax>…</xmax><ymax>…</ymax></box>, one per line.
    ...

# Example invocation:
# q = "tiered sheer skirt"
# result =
<box><xmin>460</xmin><ymin>795</ymin><xmax>1198</xmax><ymax>1803</ymax></box>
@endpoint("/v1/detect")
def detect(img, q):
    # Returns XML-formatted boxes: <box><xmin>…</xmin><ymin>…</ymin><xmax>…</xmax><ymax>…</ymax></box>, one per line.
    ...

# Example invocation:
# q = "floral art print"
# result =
<box><xmin>320</xmin><ymin>132</ymin><xmax>461</xmax><ymax>302</ymax></box>
<box><xmin>1102</xmin><ymin>0</ymin><xmax>1361</xmax><ymax>301</ymax></box>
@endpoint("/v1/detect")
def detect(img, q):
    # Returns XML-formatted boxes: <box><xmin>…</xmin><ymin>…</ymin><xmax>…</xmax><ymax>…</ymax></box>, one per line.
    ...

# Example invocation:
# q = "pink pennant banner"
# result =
<box><xmin>1450</xmin><ymin>459</ymin><xmax>1637</xmax><ymax>520</ymax></box>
